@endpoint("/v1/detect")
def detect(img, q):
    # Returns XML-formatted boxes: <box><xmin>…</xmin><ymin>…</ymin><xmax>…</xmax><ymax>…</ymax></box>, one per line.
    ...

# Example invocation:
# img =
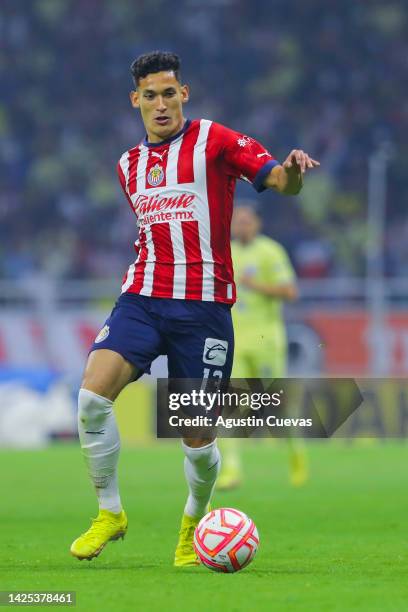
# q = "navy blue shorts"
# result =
<box><xmin>91</xmin><ymin>293</ymin><xmax>234</xmax><ymax>380</ymax></box>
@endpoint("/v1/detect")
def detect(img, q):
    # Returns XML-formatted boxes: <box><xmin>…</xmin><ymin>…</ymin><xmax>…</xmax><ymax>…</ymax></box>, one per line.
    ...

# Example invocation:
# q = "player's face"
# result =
<box><xmin>130</xmin><ymin>71</ymin><xmax>189</xmax><ymax>143</ymax></box>
<box><xmin>231</xmin><ymin>207</ymin><xmax>261</xmax><ymax>243</ymax></box>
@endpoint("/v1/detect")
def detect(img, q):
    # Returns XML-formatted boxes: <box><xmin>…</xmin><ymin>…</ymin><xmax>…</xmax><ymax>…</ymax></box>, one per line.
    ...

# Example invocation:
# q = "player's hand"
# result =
<box><xmin>282</xmin><ymin>150</ymin><xmax>320</xmax><ymax>174</ymax></box>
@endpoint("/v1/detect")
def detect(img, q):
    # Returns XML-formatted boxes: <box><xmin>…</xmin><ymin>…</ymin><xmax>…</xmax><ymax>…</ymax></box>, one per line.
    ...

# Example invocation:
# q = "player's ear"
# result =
<box><xmin>129</xmin><ymin>90</ymin><xmax>140</xmax><ymax>109</ymax></box>
<box><xmin>181</xmin><ymin>84</ymin><xmax>189</xmax><ymax>104</ymax></box>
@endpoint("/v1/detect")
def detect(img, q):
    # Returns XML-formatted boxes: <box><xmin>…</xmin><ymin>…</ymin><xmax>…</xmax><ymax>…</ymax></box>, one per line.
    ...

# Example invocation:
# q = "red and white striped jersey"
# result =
<box><xmin>117</xmin><ymin>119</ymin><xmax>278</xmax><ymax>304</ymax></box>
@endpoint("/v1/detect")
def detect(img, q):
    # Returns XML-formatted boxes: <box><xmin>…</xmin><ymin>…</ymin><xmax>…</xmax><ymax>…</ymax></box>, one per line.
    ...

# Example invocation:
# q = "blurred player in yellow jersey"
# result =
<box><xmin>217</xmin><ymin>202</ymin><xmax>309</xmax><ymax>490</ymax></box>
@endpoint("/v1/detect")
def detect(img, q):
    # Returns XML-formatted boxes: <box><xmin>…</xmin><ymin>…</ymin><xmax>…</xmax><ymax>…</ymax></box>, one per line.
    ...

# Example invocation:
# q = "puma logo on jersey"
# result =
<box><xmin>257</xmin><ymin>152</ymin><xmax>270</xmax><ymax>158</ymax></box>
<box><xmin>151</xmin><ymin>151</ymin><xmax>166</xmax><ymax>161</ymax></box>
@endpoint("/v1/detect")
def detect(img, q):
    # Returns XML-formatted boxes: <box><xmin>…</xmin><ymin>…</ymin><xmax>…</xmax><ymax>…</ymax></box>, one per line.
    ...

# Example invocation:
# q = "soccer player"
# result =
<box><xmin>69</xmin><ymin>51</ymin><xmax>319</xmax><ymax>566</ymax></box>
<box><xmin>216</xmin><ymin>203</ymin><xmax>309</xmax><ymax>491</ymax></box>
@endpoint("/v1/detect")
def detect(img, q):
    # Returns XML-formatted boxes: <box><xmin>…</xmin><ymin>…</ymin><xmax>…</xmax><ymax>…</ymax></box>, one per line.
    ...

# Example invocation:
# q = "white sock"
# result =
<box><xmin>182</xmin><ymin>440</ymin><xmax>221</xmax><ymax>518</ymax></box>
<box><xmin>78</xmin><ymin>388</ymin><xmax>122</xmax><ymax>514</ymax></box>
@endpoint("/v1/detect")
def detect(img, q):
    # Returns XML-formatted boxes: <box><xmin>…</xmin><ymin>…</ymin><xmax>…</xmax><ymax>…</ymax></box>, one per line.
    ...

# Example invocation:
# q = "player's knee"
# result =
<box><xmin>80</xmin><ymin>373</ymin><xmax>115</xmax><ymax>401</ymax></box>
<box><xmin>78</xmin><ymin>388</ymin><xmax>113</xmax><ymax>429</ymax></box>
<box><xmin>183</xmin><ymin>437</ymin><xmax>216</xmax><ymax>449</ymax></box>
<box><xmin>182</xmin><ymin>439</ymin><xmax>219</xmax><ymax>467</ymax></box>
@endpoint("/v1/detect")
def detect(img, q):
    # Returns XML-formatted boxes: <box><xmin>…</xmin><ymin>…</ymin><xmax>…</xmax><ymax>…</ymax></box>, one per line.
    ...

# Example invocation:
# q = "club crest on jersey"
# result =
<box><xmin>147</xmin><ymin>163</ymin><xmax>164</xmax><ymax>186</ymax></box>
<box><xmin>95</xmin><ymin>325</ymin><xmax>110</xmax><ymax>344</ymax></box>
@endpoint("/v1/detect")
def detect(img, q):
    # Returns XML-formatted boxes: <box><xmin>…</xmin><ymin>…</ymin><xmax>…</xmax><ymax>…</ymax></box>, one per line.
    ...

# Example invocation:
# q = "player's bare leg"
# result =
<box><xmin>70</xmin><ymin>349</ymin><xmax>137</xmax><ymax>560</ymax></box>
<box><xmin>174</xmin><ymin>435</ymin><xmax>221</xmax><ymax>567</ymax></box>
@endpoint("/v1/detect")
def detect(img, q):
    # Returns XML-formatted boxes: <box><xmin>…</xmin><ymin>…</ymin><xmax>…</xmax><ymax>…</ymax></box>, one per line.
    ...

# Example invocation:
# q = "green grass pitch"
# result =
<box><xmin>1</xmin><ymin>442</ymin><xmax>407</xmax><ymax>611</ymax></box>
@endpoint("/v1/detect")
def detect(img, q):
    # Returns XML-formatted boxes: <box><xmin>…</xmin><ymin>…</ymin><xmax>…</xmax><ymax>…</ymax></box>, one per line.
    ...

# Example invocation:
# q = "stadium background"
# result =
<box><xmin>1</xmin><ymin>1</ymin><xmax>407</xmax><ymax>610</ymax></box>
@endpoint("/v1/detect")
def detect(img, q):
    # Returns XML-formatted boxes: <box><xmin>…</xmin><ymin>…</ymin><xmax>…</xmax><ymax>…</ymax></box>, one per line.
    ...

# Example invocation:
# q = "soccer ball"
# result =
<box><xmin>194</xmin><ymin>507</ymin><xmax>259</xmax><ymax>573</ymax></box>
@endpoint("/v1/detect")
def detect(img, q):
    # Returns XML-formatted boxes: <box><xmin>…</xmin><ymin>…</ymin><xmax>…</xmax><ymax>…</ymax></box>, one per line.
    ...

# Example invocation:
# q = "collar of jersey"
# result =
<box><xmin>143</xmin><ymin>119</ymin><xmax>191</xmax><ymax>148</ymax></box>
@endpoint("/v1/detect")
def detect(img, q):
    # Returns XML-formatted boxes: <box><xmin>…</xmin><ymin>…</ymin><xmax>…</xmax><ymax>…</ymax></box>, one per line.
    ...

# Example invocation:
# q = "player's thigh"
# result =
<box><xmin>83</xmin><ymin>294</ymin><xmax>164</xmax><ymax>400</ymax></box>
<box><xmin>166</xmin><ymin>302</ymin><xmax>233</xmax><ymax>447</ymax></box>
<box><xmin>166</xmin><ymin>302</ymin><xmax>234</xmax><ymax>380</ymax></box>
<box><xmin>82</xmin><ymin>349</ymin><xmax>138</xmax><ymax>401</ymax></box>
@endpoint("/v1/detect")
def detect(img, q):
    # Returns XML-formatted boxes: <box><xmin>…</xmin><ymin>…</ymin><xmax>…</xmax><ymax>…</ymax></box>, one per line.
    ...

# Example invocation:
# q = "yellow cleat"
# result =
<box><xmin>289</xmin><ymin>449</ymin><xmax>309</xmax><ymax>487</ymax></box>
<box><xmin>174</xmin><ymin>514</ymin><xmax>201</xmax><ymax>567</ymax></box>
<box><xmin>215</xmin><ymin>465</ymin><xmax>242</xmax><ymax>492</ymax></box>
<box><xmin>70</xmin><ymin>509</ymin><xmax>128</xmax><ymax>561</ymax></box>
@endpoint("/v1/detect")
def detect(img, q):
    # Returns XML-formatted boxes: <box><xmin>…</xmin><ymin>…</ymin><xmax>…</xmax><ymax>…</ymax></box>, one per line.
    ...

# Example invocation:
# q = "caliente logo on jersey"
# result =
<box><xmin>147</xmin><ymin>163</ymin><xmax>164</xmax><ymax>186</ymax></box>
<box><xmin>132</xmin><ymin>191</ymin><xmax>198</xmax><ymax>227</ymax></box>
<box><xmin>132</xmin><ymin>192</ymin><xmax>196</xmax><ymax>215</ymax></box>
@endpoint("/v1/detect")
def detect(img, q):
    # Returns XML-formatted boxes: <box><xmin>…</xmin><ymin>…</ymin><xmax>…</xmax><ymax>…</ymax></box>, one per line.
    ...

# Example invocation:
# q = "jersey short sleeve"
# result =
<box><xmin>117</xmin><ymin>153</ymin><xmax>141</xmax><ymax>257</ymax></box>
<box><xmin>117</xmin><ymin>157</ymin><xmax>134</xmax><ymax>209</ymax></box>
<box><xmin>213</xmin><ymin>123</ymin><xmax>280</xmax><ymax>193</ymax></box>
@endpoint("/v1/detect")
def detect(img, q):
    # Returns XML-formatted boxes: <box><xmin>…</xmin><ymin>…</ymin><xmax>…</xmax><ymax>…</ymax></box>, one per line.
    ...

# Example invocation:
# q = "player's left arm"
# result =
<box><xmin>216</xmin><ymin>125</ymin><xmax>319</xmax><ymax>195</ymax></box>
<box><xmin>263</xmin><ymin>149</ymin><xmax>320</xmax><ymax>195</ymax></box>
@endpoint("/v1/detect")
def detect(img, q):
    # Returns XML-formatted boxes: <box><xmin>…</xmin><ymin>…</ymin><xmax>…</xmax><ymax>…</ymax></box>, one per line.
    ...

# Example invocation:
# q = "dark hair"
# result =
<box><xmin>130</xmin><ymin>51</ymin><xmax>181</xmax><ymax>87</ymax></box>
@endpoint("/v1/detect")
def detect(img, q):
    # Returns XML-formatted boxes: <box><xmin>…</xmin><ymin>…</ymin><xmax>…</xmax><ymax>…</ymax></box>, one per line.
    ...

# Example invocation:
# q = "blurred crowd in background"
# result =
<box><xmin>1</xmin><ymin>0</ymin><xmax>407</xmax><ymax>282</ymax></box>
